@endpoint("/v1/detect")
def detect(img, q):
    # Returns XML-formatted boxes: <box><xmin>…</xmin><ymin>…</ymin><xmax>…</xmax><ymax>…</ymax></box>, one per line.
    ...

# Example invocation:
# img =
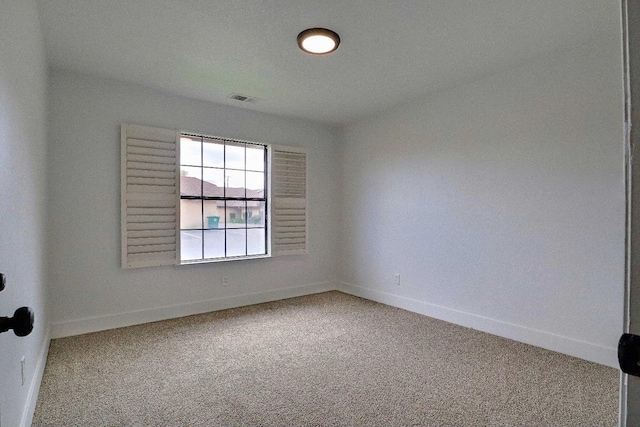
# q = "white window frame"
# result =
<box><xmin>177</xmin><ymin>131</ymin><xmax>270</xmax><ymax>264</ymax></box>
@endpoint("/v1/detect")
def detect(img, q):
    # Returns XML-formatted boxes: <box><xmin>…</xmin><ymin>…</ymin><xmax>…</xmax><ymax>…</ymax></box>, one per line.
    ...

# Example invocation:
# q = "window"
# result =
<box><xmin>179</xmin><ymin>134</ymin><xmax>267</xmax><ymax>262</ymax></box>
<box><xmin>121</xmin><ymin>124</ymin><xmax>307</xmax><ymax>269</ymax></box>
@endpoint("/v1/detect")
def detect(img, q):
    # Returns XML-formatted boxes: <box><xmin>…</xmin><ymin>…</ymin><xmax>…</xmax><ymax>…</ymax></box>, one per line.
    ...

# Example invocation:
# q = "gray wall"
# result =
<box><xmin>338</xmin><ymin>36</ymin><xmax>625</xmax><ymax>367</ymax></box>
<box><xmin>0</xmin><ymin>1</ymin><xmax>49</xmax><ymax>426</ymax></box>
<box><xmin>47</xmin><ymin>70</ymin><xmax>340</xmax><ymax>336</ymax></box>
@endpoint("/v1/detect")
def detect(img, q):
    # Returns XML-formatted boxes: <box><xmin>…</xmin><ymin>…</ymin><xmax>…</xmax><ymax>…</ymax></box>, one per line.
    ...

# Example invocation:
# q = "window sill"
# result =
<box><xmin>179</xmin><ymin>254</ymin><xmax>271</xmax><ymax>265</ymax></box>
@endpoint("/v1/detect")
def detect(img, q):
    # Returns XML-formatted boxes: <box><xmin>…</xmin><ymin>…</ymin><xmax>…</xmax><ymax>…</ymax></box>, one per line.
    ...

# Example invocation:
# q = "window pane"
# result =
<box><xmin>246</xmin><ymin>145</ymin><xmax>265</xmax><ymax>172</ymax></box>
<box><xmin>179</xmin><ymin>133</ymin><xmax>269</xmax><ymax>263</ymax></box>
<box><xmin>204</xmin><ymin>230</ymin><xmax>225</xmax><ymax>259</ymax></box>
<box><xmin>181</xmin><ymin>230</ymin><xmax>202</xmax><ymax>261</ymax></box>
<box><xmin>246</xmin><ymin>201</ymin><xmax>265</xmax><ymax>227</ymax></box>
<box><xmin>181</xmin><ymin>136</ymin><xmax>201</xmax><ymax>166</ymax></box>
<box><xmin>226</xmin><ymin>201</ymin><xmax>246</xmax><ymax>228</ymax></box>
<box><xmin>180</xmin><ymin>199</ymin><xmax>202</xmax><ymax>229</ymax></box>
<box><xmin>246</xmin><ymin>171</ymin><xmax>264</xmax><ymax>197</ymax></box>
<box><xmin>226</xmin><ymin>228</ymin><xmax>246</xmax><ymax>257</ymax></box>
<box><xmin>203</xmin><ymin>168</ymin><xmax>224</xmax><ymax>197</ymax></box>
<box><xmin>203</xmin><ymin>200</ymin><xmax>223</xmax><ymax>229</ymax></box>
<box><xmin>180</xmin><ymin>167</ymin><xmax>202</xmax><ymax>197</ymax></box>
<box><xmin>225</xmin><ymin>170</ymin><xmax>245</xmax><ymax>197</ymax></box>
<box><xmin>225</xmin><ymin>142</ymin><xmax>245</xmax><ymax>170</ymax></box>
<box><xmin>203</xmin><ymin>138</ymin><xmax>224</xmax><ymax>168</ymax></box>
<box><xmin>247</xmin><ymin>228</ymin><xmax>266</xmax><ymax>256</ymax></box>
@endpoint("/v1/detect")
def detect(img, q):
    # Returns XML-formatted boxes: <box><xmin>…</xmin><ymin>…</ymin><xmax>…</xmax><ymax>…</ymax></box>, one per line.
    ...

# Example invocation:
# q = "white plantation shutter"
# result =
<box><xmin>121</xmin><ymin>124</ymin><xmax>179</xmax><ymax>268</ymax></box>
<box><xmin>271</xmin><ymin>145</ymin><xmax>308</xmax><ymax>256</ymax></box>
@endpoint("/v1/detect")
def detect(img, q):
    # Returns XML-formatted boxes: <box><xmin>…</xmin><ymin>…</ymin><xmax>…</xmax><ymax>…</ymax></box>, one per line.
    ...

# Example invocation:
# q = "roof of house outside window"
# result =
<box><xmin>180</xmin><ymin>176</ymin><xmax>264</xmax><ymax>199</ymax></box>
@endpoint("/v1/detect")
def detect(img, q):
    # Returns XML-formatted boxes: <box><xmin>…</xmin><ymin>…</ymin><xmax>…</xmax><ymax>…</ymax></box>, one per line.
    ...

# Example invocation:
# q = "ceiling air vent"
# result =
<box><xmin>229</xmin><ymin>94</ymin><xmax>261</xmax><ymax>103</ymax></box>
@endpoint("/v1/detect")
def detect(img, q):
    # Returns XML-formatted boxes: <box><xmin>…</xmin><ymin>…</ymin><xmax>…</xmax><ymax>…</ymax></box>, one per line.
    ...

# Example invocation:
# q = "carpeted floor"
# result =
<box><xmin>33</xmin><ymin>291</ymin><xmax>619</xmax><ymax>426</ymax></box>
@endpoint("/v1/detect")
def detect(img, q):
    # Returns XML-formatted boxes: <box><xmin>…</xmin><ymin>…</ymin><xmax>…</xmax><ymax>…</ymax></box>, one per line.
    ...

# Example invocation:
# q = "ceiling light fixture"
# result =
<box><xmin>297</xmin><ymin>28</ymin><xmax>340</xmax><ymax>55</ymax></box>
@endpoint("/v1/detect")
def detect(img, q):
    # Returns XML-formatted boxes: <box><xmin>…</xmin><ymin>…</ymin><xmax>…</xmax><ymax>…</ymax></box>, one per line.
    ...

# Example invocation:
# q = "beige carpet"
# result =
<box><xmin>33</xmin><ymin>291</ymin><xmax>619</xmax><ymax>426</ymax></box>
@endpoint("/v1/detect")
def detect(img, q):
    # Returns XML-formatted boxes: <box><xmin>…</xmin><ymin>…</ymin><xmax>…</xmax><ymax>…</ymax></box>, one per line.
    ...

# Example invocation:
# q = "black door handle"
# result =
<box><xmin>0</xmin><ymin>307</ymin><xmax>34</xmax><ymax>337</ymax></box>
<box><xmin>619</xmin><ymin>333</ymin><xmax>640</xmax><ymax>376</ymax></box>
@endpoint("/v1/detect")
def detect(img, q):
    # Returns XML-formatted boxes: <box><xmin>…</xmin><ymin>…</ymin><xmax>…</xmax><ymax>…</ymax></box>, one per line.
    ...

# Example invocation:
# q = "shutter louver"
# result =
<box><xmin>271</xmin><ymin>146</ymin><xmax>307</xmax><ymax>256</ymax></box>
<box><xmin>121</xmin><ymin>124</ymin><xmax>179</xmax><ymax>268</ymax></box>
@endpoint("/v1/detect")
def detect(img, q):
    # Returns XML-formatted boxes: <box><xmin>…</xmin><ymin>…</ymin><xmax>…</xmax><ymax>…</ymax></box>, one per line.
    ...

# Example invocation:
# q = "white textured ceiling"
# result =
<box><xmin>35</xmin><ymin>0</ymin><xmax>619</xmax><ymax>126</ymax></box>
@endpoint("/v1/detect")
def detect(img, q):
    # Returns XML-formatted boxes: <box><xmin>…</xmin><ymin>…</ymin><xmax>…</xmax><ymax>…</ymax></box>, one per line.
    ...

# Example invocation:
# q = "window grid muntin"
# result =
<box><xmin>180</xmin><ymin>132</ymin><xmax>267</xmax><ymax>262</ymax></box>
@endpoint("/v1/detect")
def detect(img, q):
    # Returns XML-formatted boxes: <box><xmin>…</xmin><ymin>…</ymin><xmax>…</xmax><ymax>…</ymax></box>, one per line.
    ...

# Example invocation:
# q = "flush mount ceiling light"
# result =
<box><xmin>297</xmin><ymin>28</ymin><xmax>340</xmax><ymax>55</ymax></box>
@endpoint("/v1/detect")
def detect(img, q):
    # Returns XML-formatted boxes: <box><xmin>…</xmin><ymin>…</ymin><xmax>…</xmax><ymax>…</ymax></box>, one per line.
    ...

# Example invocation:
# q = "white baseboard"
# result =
<box><xmin>21</xmin><ymin>326</ymin><xmax>51</xmax><ymax>427</ymax></box>
<box><xmin>51</xmin><ymin>281</ymin><xmax>337</xmax><ymax>339</ymax></box>
<box><xmin>337</xmin><ymin>282</ymin><xmax>618</xmax><ymax>368</ymax></box>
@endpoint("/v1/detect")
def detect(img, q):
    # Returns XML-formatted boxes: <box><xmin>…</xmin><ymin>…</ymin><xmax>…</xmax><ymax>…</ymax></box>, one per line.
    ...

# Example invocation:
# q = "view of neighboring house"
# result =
<box><xmin>180</xmin><ymin>175</ymin><xmax>265</xmax><ymax>229</ymax></box>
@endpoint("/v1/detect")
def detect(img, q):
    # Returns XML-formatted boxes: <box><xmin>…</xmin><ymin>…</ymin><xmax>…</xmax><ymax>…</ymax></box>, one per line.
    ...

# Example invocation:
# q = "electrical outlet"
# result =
<box><xmin>221</xmin><ymin>276</ymin><xmax>229</xmax><ymax>286</ymax></box>
<box><xmin>394</xmin><ymin>273</ymin><xmax>400</xmax><ymax>286</ymax></box>
<box><xmin>20</xmin><ymin>356</ymin><xmax>25</xmax><ymax>386</ymax></box>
